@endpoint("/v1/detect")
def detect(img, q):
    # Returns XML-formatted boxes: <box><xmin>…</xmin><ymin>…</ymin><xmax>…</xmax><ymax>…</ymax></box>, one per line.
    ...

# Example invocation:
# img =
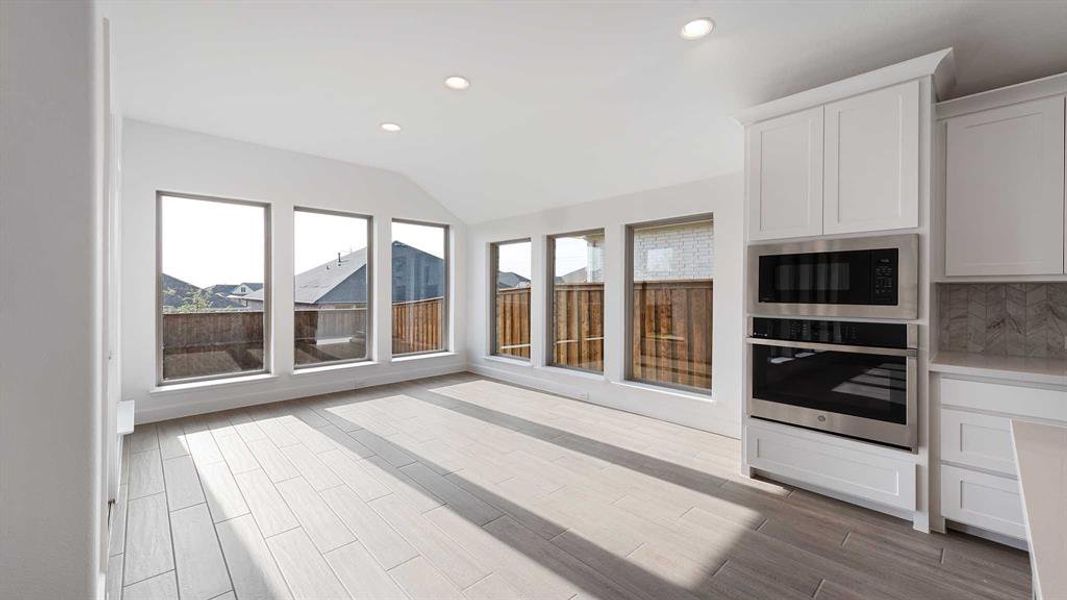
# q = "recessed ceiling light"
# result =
<box><xmin>444</xmin><ymin>75</ymin><xmax>471</xmax><ymax>90</ymax></box>
<box><xmin>380</xmin><ymin>122</ymin><xmax>401</xmax><ymax>133</ymax></box>
<box><xmin>680</xmin><ymin>18</ymin><xmax>714</xmax><ymax>40</ymax></box>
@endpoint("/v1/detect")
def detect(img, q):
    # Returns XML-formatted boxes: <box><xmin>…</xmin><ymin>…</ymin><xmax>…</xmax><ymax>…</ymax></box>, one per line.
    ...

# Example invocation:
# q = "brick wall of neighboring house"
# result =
<box><xmin>633</xmin><ymin>220</ymin><xmax>714</xmax><ymax>281</ymax></box>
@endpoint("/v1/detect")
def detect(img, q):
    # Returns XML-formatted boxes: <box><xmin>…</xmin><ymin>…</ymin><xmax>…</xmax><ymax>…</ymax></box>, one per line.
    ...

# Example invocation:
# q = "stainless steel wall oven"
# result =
<box><xmin>748</xmin><ymin>317</ymin><xmax>917</xmax><ymax>449</ymax></box>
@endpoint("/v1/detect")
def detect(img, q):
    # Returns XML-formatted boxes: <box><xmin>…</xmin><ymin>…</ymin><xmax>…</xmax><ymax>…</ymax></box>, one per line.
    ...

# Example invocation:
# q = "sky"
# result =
<box><xmin>496</xmin><ymin>240</ymin><xmax>532</xmax><ymax>279</ymax></box>
<box><xmin>494</xmin><ymin>234</ymin><xmax>602</xmax><ymax>281</ymax></box>
<box><xmin>294</xmin><ymin>210</ymin><xmax>368</xmax><ymax>273</ymax></box>
<box><xmin>161</xmin><ymin>196</ymin><xmax>447</xmax><ymax>288</ymax></box>
<box><xmin>161</xmin><ymin>196</ymin><xmax>265</xmax><ymax>288</ymax></box>
<box><xmin>553</xmin><ymin>235</ymin><xmax>601</xmax><ymax>279</ymax></box>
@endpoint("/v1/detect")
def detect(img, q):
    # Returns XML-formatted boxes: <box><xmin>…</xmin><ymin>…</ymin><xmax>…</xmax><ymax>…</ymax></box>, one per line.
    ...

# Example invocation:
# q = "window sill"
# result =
<box><xmin>293</xmin><ymin>360</ymin><xmax>378</xmax><ymax>375</ymax></box>
<box><xmin>483</xmin><ymin>354</ymin><xmax>532</xmax><ymax>368</ymax></box>
<box><xmin>392</xmin><ymin>351</ymin><xmax>457</xmax><ymax>363</ymax></box>
<box><xmin>615</xmin><ymin>380</ymin><xmax>714</xmax><ymax>402</ymax></box>
<box><xmin>151</xmin><ymin>373</ymin><xmax>277</xmax><ymax>395</ymax></box>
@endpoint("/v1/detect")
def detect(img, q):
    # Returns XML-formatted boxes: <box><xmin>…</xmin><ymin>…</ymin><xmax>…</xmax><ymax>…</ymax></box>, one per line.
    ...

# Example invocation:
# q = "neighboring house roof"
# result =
<box><xmin>497</xmin><ymin>271</ymin><xmax>530</xmax><ymax>289</ymax></box>
<box><xmin>242</xmin><ymin>241</ymin><xmax>446</xmax><ymax>306</ymax></box>
<box><xmin>246</xmin><ymin>248</ymin><xmax>368</xmax><ymax>305</ymax></box>
<box><xmin>555</xmin><ymin>267</ymin><xmax>603</xmax><ymax>284</ymax></box>
<box><xmin>205</xmin><ymin>282</ymin><xmax>264</xmax><ymax>297</ymax></box>
<box><xmin>161</xmin><ymin>274</ymin><xmax>242</xmax><ymax>310</ymax></box>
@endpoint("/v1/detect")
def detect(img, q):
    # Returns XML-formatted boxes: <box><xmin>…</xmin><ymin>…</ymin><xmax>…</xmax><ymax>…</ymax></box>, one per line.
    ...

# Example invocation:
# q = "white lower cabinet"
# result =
<box><xmin>940</xmin><ymin>409</ymin><xmax>1017</xmax><ymax>476</ymax></box>
<box><xmin>938</xmin><ymin>375</ymin><xmax>1067</xmax><ymax>541</ymax></box>
<box><xmin>747</xmin><ymin>421</ymin><xmax>916</xmax><ymax>511</ymax></box>
<box><xmin>941</xmin><ymin>465</ymin><xmax>1026</xmax><ymax>539</ymax></box>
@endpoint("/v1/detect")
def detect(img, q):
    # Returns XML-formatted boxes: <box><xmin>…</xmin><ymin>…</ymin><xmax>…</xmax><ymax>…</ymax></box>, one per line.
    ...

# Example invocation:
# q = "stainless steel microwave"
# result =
<box><xmin>748</xmin><ymin>234</ymin><xmax>918</xmax><ymax>320</ymax></box>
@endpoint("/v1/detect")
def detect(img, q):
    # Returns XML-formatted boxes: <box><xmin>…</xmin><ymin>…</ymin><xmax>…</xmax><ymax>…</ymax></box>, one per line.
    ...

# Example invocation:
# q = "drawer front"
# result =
<box><xmin>941</xmin><ymin>465</ymin><xmax>1025</xmax><ymax>539</ymax></box>
<box><xmin>747</xmin><ymin>423</ymin><xmax>915</xmax><ymax>510</ymax></box>
<box><xmin>940</xmin><ymin>377</ymin><xmax>1067</xmax><ymax>421</ymax></box>
<box><xmin>940</xmin><ymin>409</ymin><xmax>1017</xmax><ymax>476</ymax></box>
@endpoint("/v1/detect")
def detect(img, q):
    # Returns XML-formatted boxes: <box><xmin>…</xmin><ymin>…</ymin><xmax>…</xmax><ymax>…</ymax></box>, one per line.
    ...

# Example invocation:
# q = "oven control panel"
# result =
<box><xmin>751</xmin><ymin>317</ymin><xmax>908</xmax><ymax>349</ymax></box>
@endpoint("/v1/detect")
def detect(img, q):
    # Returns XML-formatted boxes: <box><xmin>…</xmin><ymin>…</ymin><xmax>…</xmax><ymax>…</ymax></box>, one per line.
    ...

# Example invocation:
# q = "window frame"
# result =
<box><xmin>155</xmin><ymin>191</ymin><xmax>273</xmax><ymax>386</ymax></box>
<box><xmin>624</xmin><ymin>213</ymin><xmax>714</xmax><ymax>395</ymax></box>
<box><xmin>545</xmin><ymin>228</ymin><xmax>605</xmax><ymax>374</ymax></box>
<box><xmin>488</xmin><ymin>237</ymin><xmax>533</xmax><ymax>360</ymax></box>
<box><xmin>293</xmin><ymin>206</ymin><xmax>374</xmax><ymax>370</ymax></box>
<box><xmin>390</xmin><ymin>218</ymin><xmax>451</xmax><ymax>358</ymax></box>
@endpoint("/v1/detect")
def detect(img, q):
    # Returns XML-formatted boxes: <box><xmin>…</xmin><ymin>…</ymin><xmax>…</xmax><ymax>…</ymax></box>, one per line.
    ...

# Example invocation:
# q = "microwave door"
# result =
<box><xmin>748</xmin><ymin>234</ymin><xmax>918</xmax><ymax>320</ymax></box>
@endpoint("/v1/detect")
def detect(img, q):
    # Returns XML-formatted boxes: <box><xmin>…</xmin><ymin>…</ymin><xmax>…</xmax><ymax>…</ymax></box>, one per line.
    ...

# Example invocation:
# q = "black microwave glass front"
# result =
<box><xmin>758</xmin><ymin>247</ymin><xmax>898</xmax><ymax>306</ymax></box>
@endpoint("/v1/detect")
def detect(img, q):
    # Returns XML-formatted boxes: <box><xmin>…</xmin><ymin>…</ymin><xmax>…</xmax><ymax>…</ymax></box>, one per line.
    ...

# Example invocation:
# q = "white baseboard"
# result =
<box><xmin>136</xmin><ymin>361</ymin><xmax>467</xmax><ymax>423</ymax></box>
<box><xmin>945</xmin><ymin>520</ymin><xmax>1029</xmax><ymax>551</ymax></box>
<box><xmin>469</xmin><ymin>363</ymin><xmax>591</xmax><ymax>401</ymax></box>
<box><xmin>470</xmin><ymin>362</ymin><xmax>740</xmax><ymax>439</ymax></box>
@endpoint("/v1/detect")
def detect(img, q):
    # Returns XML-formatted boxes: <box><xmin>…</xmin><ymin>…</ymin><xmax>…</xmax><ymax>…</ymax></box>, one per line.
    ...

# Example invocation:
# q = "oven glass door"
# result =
<box><xmin>751</xmin><ymin>343</ymin><xmax>907</xmax><ymax>424</ymax></box>
<box><xmin>758</xmin><ymin>249</ymin><xmax>895</xmax><ymax>305</ymax></box>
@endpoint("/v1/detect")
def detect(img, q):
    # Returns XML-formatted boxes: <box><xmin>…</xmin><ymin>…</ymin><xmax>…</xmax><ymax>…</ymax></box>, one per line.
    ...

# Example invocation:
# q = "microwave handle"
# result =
<box><xmin>746</xmin><ymin>337</ymin><xmax>918</xmax><ymax>358</ymax></box>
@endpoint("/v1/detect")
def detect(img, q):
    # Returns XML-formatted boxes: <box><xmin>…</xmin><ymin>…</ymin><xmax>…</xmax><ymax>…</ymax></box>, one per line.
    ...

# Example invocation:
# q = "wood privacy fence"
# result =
<box><xmin>162</xmin><ymin>311</ymin><xmax>265</xmax><ymax>347</ymax></box>
<box><xmin>551</xmin><ymin>283</ymin><xmax>604</xmax><ymax>370</ymax></box>
<box><xmin>392</xmin><ymin>297</ymin><xmax>445</xmax><ymax>354</ymax></box>
<box><xmin>163</xmin><ymin>282</ymin><xmax>711</xmax><ymax>386</ymax></box>
<box><xmin>162</xmin><ymin>309</ymin><xmax>369</xmax><ymax>348</ymax></box>
<box><xmin>494</xmin><ymin>279</ymin><xmax>712</xmax><ymax>388</ymax></box>
<box><xmin>162</xmin><ymin>296</ymin><xmax>446</xmax><ymax>360</ymax></box>
<box><xmin>295</xmin><ymin>307</ymin><xmax>367</xmax><ymax>343</ymax></box>
<box><xmin>494</xmin><ymin>287</ymin><xmax>532</xmax><ymax>358</ymax></box>
<box><xmin>631</xmin><ymin>279</ymin><xmax>712</xmax><ymax>390</ymax></box>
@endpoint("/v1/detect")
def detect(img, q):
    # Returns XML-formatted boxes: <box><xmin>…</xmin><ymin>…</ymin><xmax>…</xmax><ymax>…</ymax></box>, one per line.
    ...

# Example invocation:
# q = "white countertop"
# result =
<box><xmin>1011</xmin><ymin>420</ymin><xmax>1067</xmax><ymax>600</ymax></box>
<box><xmin>929</xmin><ymin>351</ymin><xmax>1067</xmax><ymax>387</ymax></box>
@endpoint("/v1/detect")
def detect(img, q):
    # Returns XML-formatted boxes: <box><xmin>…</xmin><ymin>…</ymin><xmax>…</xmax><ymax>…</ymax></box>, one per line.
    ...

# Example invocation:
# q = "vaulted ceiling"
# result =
<box><xmin>103</xmin><ymin>1</ymin><xmax>1067</xmax><ymax>223</ymax></box>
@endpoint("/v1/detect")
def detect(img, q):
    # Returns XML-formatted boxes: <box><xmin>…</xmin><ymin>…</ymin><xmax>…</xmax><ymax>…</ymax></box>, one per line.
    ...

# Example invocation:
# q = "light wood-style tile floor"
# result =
<box><xmin>108</xmin><ymin>373</ymin><xmax>1031</xmax><ymax>600</ymax></box>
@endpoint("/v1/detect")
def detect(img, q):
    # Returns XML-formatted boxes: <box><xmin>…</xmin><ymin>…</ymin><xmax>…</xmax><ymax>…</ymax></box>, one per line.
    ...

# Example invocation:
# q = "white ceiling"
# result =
<box><xmin>104</xmin><ymin>1</ymin><xmax>1067</xmax><ymax>224</ymax></box>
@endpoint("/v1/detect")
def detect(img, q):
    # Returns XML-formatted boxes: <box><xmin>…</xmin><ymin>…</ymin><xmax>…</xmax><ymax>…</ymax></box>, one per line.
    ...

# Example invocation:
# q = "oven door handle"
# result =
<box><xmin>746</xmin><ymin>337</ymin><xmax>918</xmax><ymax>358</ymax></box>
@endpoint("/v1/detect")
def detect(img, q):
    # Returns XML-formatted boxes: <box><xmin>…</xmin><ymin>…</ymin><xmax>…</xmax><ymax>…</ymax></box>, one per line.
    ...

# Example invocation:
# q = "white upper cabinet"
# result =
<box><xmin>945</xmin><ymin>96</ymin><xmax>1066</xmax><ymax>276</ymax></box>
<box><xmin>747</xmin><ymin>107</ymin><xmax>824</xmax><ymax>241</ymax></box>
<box><xmin>824</xmin><ymin>81</ymin><xmax>920</xmax><ymax>235</ymax></box>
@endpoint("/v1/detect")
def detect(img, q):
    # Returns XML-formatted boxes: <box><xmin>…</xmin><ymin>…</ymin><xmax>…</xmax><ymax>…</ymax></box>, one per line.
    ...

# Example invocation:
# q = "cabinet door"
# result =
<box><xmin>824</xmin><ymin>80</ymin><xmax>920</xmax><ymax>235</ymax></box>
<box><xmin>747</xmin><ymin>107</ymin><xmax>823</xmax><ymax>241</ymax></box>
<box><xmin>941</xmin><ymin>465</ymin><xmax>1026</xmax><ymax>539</ymax></box>
<box><xmin>945</xmin><ymin>96</ymin><xmax>1065</xmax><ymax>276</ymax></box>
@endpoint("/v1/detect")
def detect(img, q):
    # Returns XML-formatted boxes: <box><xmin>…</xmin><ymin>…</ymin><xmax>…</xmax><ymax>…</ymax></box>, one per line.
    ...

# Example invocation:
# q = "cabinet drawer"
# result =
<box><xmin>940</xmin><ymin>409</ymin><xmax>1016</xmax><ymax>476</ymax></box>
<box><xmin>941</xmin><ymin>465</ymin><xmax>1025</xmax><ymax>539</ymax></box>
<box><xmin>940</xmin><ymin>377</ymin><xmax>1067</xmax><ymax>421</ymax></box>
<box><xmin>747</xmin><ymin>422</ymin><xmax>915</xmax><ymax>510</ymax></box>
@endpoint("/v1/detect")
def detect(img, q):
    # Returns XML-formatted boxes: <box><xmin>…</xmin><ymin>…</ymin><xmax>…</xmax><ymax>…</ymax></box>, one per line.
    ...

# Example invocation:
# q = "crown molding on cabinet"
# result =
<box><xmin>734</xmin><ymin>48</ymin><xmax>954</xmax><ymax>125</ymax></box>
<box><xmin>936</xmin><ymin>70</ymin><xmax>1067</xmax><ymax>120</ymax></box>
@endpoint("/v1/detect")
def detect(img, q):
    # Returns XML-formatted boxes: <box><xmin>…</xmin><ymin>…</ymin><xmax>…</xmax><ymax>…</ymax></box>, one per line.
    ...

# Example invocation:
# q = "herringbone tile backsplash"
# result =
<box><xmin>938</xmin><ymin>283</ymin><xmax>1067</xmax><ymax>359</ymax></box>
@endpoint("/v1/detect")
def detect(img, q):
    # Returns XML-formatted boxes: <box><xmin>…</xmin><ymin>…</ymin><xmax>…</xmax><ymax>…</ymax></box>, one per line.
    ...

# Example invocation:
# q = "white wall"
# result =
<box><xmin>467</xmin><ymin>174</ymin><xmax>744</xmax><ymax>438</ymax></box>
<box><xmin>122</xmin><ymin>120</ymin><xmax>467</xmax><ymax>423</ymax></box>
<box><xmin>0</xmin><ymin>1</ymin><xmax>105</xmax><ymax>597</ymax></box>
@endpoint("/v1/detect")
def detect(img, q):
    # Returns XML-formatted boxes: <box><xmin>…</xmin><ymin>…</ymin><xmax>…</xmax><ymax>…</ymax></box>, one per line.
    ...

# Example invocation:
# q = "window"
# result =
<box><xmin>392</xmin><ymin>220</ymin><xmax>448</xmax><ymax>355</ymax></box>
<box><xmin>158</xmin><ymin>193</ymin><xmax>269</xmax><ymax>383</ymax></box>
<box><xmin>547</xmin><ymin>230</ymin><xmax>605</xmax><ymax>372</ymax></box>
<box><xmin>293</xmin><ymin>208</ymin><xmax>372</xmax><ymax>368</ymax></box>
<box><xmin>490</xmin><ymin>239</ymin><xmax>532</xmax><ymax>359</ymax></box>
<box><xmin>628</xmin><ymin>217</ymin><xmax>713</xmax><ymax>392</ymax></box>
